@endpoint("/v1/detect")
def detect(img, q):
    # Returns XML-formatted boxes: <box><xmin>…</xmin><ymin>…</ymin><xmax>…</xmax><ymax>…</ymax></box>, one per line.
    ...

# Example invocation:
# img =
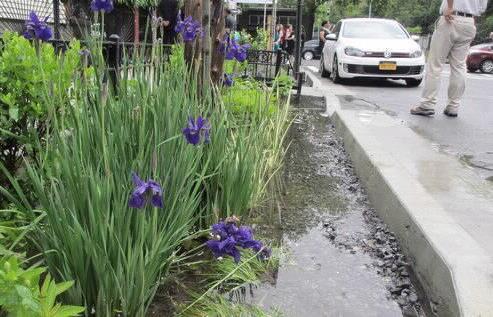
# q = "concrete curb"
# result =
<box><xmin>302</xmin><ymin>69</ymin><xmax>493</xmax><ymax>317</ymax></box>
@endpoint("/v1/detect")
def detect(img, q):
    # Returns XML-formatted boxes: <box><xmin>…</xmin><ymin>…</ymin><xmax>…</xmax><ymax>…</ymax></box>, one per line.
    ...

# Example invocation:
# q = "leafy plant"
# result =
<box><xmin>0</xmin><ymin>257</ymin><xmax>84</xmax><ymax>317</ymax></box>
<box><xmin>272</xmin><ymin>74</ymin><xmax>295</xmax><ymax>98</ymax></box>
<box><xmin>0</xmin><ymin>32</ymin><xmax>81</xmax><ymax>206</ymax></box>
<box><xmin>222</xmin><ymin>79</ymin><xmax>277</xmax><ymax>115</ymax></box>
<box><xmin>251</xmin><ymin>28</ymin><xmax>269</xmax><ymax>51</ymax></box>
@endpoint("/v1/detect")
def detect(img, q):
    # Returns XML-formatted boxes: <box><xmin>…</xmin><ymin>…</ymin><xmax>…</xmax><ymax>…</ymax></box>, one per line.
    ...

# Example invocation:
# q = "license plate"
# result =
<box><xmin>379</xmin><ymin>62</ymin><xmax>397</xmax><ymax>71</ymax></box>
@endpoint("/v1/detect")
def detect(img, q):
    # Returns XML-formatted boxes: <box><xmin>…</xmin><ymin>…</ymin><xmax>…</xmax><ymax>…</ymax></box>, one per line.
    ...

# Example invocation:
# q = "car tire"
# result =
<box><xmin>405</xmin><ymin>78</ymin><xmax>422</xmax><ymax>87</ymax></box>
<box><xmin>320</xmin><ymin>56</ymin><xmax>330</xmax><ymax>78</ymax></box>
<box><xmin>331</xmin><ymin>55</ymin><xmax>343</xmax><ymax>84</ymax></box>
<box><xmin>303</xmin><ymin>51</ymin><xmax>314</xmax><ymax>61</ymax></box>
<box><xmin>479</xmin><ymin>59</ymin><xmax>493</xmax><ymax>74</ymax></box>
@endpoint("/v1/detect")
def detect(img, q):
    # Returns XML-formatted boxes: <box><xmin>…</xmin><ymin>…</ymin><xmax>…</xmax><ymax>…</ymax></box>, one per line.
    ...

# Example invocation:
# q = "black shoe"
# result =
<box><xmin>443</xmin><ymin>109</ymin><xmax>458</xmax><ymax>117</ymax></box>
<box><xmin>410</xmin><ymin>106</ymin><xmax>435</xmax><ymax>116</ymax></box>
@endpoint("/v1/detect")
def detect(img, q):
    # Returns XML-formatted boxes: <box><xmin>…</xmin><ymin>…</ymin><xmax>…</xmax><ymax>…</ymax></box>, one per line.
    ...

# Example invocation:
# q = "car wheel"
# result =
<box><xmin>303</xmin><ymin>51</ymin><xmax>314</xmax><ymax>61</ymax></box>
<box><xmin>405</xmin><ymin>78</ymin><xmax>422</xmax><ymax>87</ymax></box>
<box><xmin>480</xmin><ymin>59</ymin><xmax>493</xmax><ymax>74</ymax></box>
<box><xmin>320</xmin><ymin>56</ymin><xmax>330</xmax><ymax>78</ymax></box>
<box><xmin>331</xmin><ymin>55</ymin><xmax>343</xmax><ymax>84</ymax></box>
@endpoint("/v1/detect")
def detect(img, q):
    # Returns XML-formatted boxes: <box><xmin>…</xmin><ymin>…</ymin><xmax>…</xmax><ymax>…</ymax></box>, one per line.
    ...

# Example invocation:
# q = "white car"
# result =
<box><xmin>320</xmin><ymin>18</ymin><xmax>425</xmax><ymax>87</ymax></box>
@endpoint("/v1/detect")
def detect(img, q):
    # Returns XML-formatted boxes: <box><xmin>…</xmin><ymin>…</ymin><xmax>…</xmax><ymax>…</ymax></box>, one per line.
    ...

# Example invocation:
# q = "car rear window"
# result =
<box><xmin>342</xmin><ymin>20</ymin><xmax>408</xmax><ymax>39</ymax></box>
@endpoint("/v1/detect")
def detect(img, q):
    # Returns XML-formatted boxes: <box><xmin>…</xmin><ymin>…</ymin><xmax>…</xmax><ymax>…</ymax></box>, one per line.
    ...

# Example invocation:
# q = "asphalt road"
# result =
<box><xmin>303</xmin><ymin>60</ymin><xmax>493</xmax><ymax>182</ymax></box>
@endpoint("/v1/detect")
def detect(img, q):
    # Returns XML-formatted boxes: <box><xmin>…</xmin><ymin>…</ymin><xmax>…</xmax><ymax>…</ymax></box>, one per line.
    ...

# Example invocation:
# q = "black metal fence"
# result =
<box><xmin>244</xmin><ymin>49</ymin><xmax>303</xmax><ymax>94</ymax></box>
<box><xmin>1</xmin><ymin>35</ymin><xmax>302</xmax><ymax>93</ymax></box>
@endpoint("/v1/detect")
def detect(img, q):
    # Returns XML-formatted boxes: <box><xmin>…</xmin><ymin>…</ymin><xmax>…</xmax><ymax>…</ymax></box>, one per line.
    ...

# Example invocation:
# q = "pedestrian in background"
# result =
<box><xmin>410</xmin><ymin>0</ymin><xmax>488</xmax><ymax>117</ymax></box>
<box><xmin>318</xmin><ymin>20</ymin><xmax>332</xmax><ymax>55</ymax></box>
<box><xmin>157</xmin><ymin>0</ymin><xmax>179</xmax><ymax>44</ymax></box>
<box><xmin>284</xmin><ymin>24</ymin><xmax>295</xmax><ymax>55</ymax></box>
<box><xmin>274</xmin><ymin>24</ymin><xmax>284</xmax><ymax>51</ymax></box>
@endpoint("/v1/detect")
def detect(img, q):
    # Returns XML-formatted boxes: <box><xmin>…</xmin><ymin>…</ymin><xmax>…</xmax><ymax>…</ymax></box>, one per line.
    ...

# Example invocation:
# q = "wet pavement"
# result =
<box><xmin>303</xmin><ymin>61</ymin><xmax>493</xmax><ymax>182</ymax></box>
<box><xmin>247</xmin><ymin>96</ymin><xmax>427</xmax><ymax>317</ymax></box>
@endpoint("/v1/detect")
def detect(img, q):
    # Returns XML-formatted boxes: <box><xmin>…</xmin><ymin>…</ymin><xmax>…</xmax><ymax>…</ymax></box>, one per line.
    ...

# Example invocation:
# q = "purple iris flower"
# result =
<box><xmin>182</xmin><ymin>116</ymin><xmax>210</xmax><ymax>145</ymax></box>
<box><xmin>234</xmin><ymin>43</ymin><xmax>251</xmax><ymax>62</ymax></box>
<box><xmin>23</xmin><ymin>11</ymin><xmax>52</xmax><ymax>42</ymax></box>
<box><xmin>128</xmin><ymin>172</ymin><xmax>163</xmax><ymax>209</ymax></box>
<box><xmin>206</xmin><ymin>236</ymin><xmax>242</xmax><ymax>263</ymax></box>
<box><xmin>223</xmin><ymin>74</ymin><xmax>233</xmax><ymax>87</ymax></box>
<box><xmin>90</xmin><ymin>0</ymin><xmax>114</xmax><ymax>13</ymax></box>
<box><xmin>206</xmin><ymin>219</ymin><xmax>269</xmax><ymax>263</ymax></box>
<box><xmin>220</xmin><ymin>34</ymin><xmax>251</xmax><ymax>62</ymax></box>
<box><xmin>175</xmin><ymin>15</ymin><xmax>203</xmax><ymax>42</ymax></box>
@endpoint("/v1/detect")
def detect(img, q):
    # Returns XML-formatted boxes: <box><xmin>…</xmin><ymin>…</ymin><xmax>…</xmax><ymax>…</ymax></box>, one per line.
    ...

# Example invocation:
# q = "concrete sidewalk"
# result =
<box><xmin>302</xmin><ymin>69</ymin><xmax>493</xmax><ymax>316</ymax></box>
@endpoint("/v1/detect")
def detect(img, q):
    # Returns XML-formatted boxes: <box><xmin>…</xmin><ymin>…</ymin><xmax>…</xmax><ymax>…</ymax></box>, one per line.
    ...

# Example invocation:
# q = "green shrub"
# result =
<box><xmin>0</xmin><ymin>256</ymin><xmax>84</xmax><ymax>317</ymax></box>
<box><xmin>407</xmin><ymin>26</ymin><xmax>422</xmax><ymax>34</ymax></box>
<box><xmin>0</xmin><ymin>32</ymin><xmax>81</xmax><ymax>206</ymax></box>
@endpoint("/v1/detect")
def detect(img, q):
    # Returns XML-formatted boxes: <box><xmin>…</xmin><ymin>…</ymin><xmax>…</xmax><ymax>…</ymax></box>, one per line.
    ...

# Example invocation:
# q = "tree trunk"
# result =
<box><xmin>210</xmin><ymin>0</ymin><xmax>225</xmax><ymax>84</ymax></box>
<box><xmin>202</xmin><ymin>0</ymin><xmax>211</xmax><ymax>91</ymax></box>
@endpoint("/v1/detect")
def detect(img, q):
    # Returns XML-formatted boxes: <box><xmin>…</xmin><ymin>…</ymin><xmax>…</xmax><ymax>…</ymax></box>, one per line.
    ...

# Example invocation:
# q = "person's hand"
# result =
<box><xmin>162</xmin><ymin>20</ymin><xmax>170</xmax><ymax>27</ymax></box>
<box><xmin>444</xmin><ymin>6</ymin><xmax>454</xmax><ymax>23</ymax></box>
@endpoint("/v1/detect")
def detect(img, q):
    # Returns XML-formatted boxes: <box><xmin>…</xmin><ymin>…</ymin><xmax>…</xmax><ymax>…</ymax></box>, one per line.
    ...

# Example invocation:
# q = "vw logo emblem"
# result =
<box><xmin>384</xmin><ymin>50</ymin><xmax>392</xmax><ymax>58</ymax></box>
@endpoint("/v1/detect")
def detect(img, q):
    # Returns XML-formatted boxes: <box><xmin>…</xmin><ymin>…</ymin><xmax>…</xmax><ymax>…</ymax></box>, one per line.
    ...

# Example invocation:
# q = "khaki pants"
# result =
<box><xmin>420</xmin><ymin>16</ymin><xmax>476</xmax><ymax>110</ymax></box>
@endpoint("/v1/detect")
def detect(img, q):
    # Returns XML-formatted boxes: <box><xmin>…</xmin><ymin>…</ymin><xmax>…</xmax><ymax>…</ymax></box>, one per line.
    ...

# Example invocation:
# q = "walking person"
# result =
<box><xmin>284</xmin><ymin>25</ymin><xmax>295</xmax><ymax>54</ymax></box>
<box><xmin>274</xmin><ymin>24</ymin><xmax>284</xmax><ymax>51</ymax></box>
<box><xmin>284</xmin><ymin>25</ymin><xmax>296</xmax><ymax>64</ymax></box>
<box><xmin>410</xmin><ymin>0</ymin><xmax>489</xmax><ymax>117</ymax></box>
<box><xmin>318</xmin><ymin>20</ymin><xmax>332</xmax><ymax>55</ymax></box>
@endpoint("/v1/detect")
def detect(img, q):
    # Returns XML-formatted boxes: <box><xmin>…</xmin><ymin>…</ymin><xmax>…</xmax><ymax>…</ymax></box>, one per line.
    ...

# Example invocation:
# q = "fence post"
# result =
<box><xmin>108</xmin><ymin>34</ymin><xmax>121</xmax><ymax>91</ymax></box>
<box><xmin>275</xmin><ymin>50</ymin><xmax>282</xmax><ymax>76</ymax></box>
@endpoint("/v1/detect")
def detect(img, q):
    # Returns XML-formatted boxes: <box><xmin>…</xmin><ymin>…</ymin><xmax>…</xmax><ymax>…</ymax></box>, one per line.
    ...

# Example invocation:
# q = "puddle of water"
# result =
<box><xmin>245</xmin><ymin>97</ymin><xmax>428</xmax><ymax>316</ymax></box>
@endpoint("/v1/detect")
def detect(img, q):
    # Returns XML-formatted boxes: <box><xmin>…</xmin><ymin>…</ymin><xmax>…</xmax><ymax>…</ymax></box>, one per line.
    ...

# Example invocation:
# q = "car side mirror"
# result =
<box><xmin>326</xmin><ymin>33</ymin><xmax>337</xmax><ymax>41</ymax></box>
<box><xmin>411</xmin><ymin>35</ymin><xmax>420</xmax><ymax>42</ymax></box>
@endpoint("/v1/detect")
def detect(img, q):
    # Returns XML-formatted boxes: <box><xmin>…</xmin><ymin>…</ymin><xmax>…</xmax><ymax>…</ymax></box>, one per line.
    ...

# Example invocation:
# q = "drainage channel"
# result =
<box><xmin>247</xmin><ymin>96</ymin><xmax>430</xmax><ymax>317</ymax></box>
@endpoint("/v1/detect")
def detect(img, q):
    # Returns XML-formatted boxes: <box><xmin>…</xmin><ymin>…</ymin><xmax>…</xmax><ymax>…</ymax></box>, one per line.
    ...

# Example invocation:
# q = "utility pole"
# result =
<box><xmin>294</xmin><ymin>0</ymin><xmax>302</xmax><ymax>74</ymax></box>
<box><xmin>271</xmin><ymin>0</ymin><xmax>277</xmax><ymax>50</ymax></box>
<box><xmin>53</xmin><ymin>0</ymin><xmax>61</xmax><ymax>40</ymax></box>
<box><xmin>368</xmin><ymin>0</ymin><xmax>372</xmax><ymax>18</ymax></box>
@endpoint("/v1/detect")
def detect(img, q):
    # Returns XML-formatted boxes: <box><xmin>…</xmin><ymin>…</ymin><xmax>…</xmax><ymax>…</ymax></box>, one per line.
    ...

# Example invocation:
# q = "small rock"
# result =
<box><xmin>390</xmin><ymin>287</ymin><xmax>402</xmax><ymax>295</ymax></box>
<box><xmin>402</xmin><ymin>306</ymin><xmax>419</xmax><ymax>317</ymax></box>
<box><xmin>408</xmin><ymin>293</ymin><xmax>418</xmax><ymax>303</ymax></box>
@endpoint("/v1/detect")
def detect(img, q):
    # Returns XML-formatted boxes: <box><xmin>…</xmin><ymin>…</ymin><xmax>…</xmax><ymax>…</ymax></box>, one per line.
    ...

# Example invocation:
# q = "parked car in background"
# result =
<box><xmin>320</xmin><ymin>18</ymin><xmax>425</xmax><ymax>87</ymax></box>
<box><xmin>302</xmin><ymin>39</ymin><xmax>321</xmax><ymax>60</ymax></box>
<box><xmin>466</xmin><ymin>43</ymin><xmax>493</xmax><ymax>74</ymax></box>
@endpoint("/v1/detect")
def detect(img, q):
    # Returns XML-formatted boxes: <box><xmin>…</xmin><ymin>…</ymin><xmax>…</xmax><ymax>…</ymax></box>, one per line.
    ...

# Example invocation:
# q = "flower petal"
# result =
<box><xmin>151</xmin><ymin>194</ymin><xmax>163</xmax><ymax>208</ymax></box>
<box><xmin>129</xmin><ymin>193</ymin><xmax>145</xmax><ymax>209</ymax></box>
